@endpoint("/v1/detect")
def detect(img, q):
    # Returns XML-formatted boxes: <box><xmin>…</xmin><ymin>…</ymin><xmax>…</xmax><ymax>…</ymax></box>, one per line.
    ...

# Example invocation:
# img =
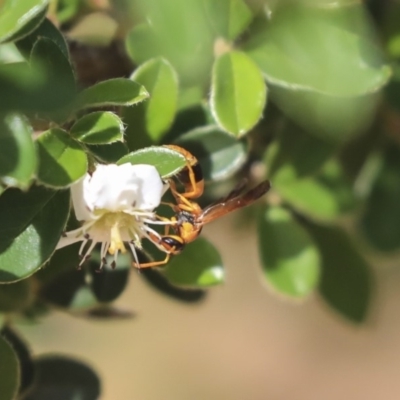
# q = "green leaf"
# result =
<box><xmin>40</xmin><ymin>269</ymin><xmax>98</xmax><ymax>311</ymax></box>
<box><xmin>211</xmin><ymin>51</ymin><xmax>266</xmax><ymax>137</ymax></box>
<box><xmin>0</xmin><ymin>0</ymin><xmax>49</xmax><ymax>43</ymax></box>
<box><xmin>360</xmin><ymin>145</ymin><xmax>400</xmax><ymax>252</ymax></box>
<box><xmin>70</xmin><ymin>111</ymin><xmax>124</xmax><ymax>144</ymax></box>
<box><xmin>90</xmin><ymin>252</ymin><xmax>131</xmax><ymax>303</ymax></box>
<box><xmin>162</xmin><ymin>238</ymin><xmax>224</xmax><ymax>287</ymax></box>
<box><xmin>203</xmin><ymin>0</ymin><xmax>253</xmax><ymax>40</ymax></box>
<box><xmin>258</xmin><ymin>206</ymin><xmax>320</xmax><ymax>297</ymax></box>
<box><xmin>36</xmin><ymin>128</ymin><xmax>87</xmax><ymax>188</ymax></box>
<box><xmin>0</xmin><ymin>187</ymin><xmax>70</xmax><ymax>283</ymax></box>
<box><xmin>305</xmin><ymin>222</ymin><xmax>372</xmax><ymax>323</ymax></box>
<box><xmin>118</xmin><ymin>146</ymin><xmax>187</xmax><ymax>178</ymax></box>
<box><xmin>244</xmin><ymin>5</ymin><xmax>390</xmax><ymax>141</ymax></box>
<box><xmin>244</xmin><ymin>5</ymin><xmax>389</xmax><ymax>96</ymax></box>
<box><xmin>0</xmin><ymin>335</ymin><xmax>19</xmax><ymax>400</ymax></box>
<box><xmin>0</xmin><ymin>114</ymin><xmax>37</xmax><ymax>189</ymax></box>
<box><xmin>16</xmin><ymin>17</ymin><xmax>69</xmax><ymax>60</ymax></box>
<box><xmin>140</xmin><ymin>268</ymin><xmax>206</xmax><ymax>303</ymax></box>
<box><xmin>174</xmin><ymin>125</ymin><xmax>247</xmax><ymax>181</ymax></box>
<box><xmin>75</xmin><ymin>78</ymin><xmax>149</xmax><ymax>110</ymax></box>
<box><xmin>0</xmin><ymin>280</ymin><xmax>32</xmax><ymax>312</ymax></box>
<box><xmin>26</xmin><ymin>355</ymin><xmax>100</xmax><ymax>400</ymax></box>
<box><xmin>270</xmin><ymin>157</ymin><xmax>356</xmax><ymax>221</ymax></box>
<box><xmin>30</xmin><ymin>37</ymin><xmax>76</xmax><ymax>112</ymax></box>
<box><xmin>267</xmin><ymin>122</ymin><xmax>337</xmax><ymax>178</ymax></box>
<box><xmin>128</xmin><ymin>0</ymin><xmax>214</xmax><ymax>85</ymax></box>
<box><xmin>129</xmin><ymin>58</ymin><xmax>178</xmax><ymax>142</ymax></box>
<box><xmin>1</xmin><ymin>327</ymin><xmax>34</xmax><ymax>396</ymax></box>
<box><xmin>87</xmin><ymin>141</ymin><xmax>129</xmax><ymax>163</ymax></box>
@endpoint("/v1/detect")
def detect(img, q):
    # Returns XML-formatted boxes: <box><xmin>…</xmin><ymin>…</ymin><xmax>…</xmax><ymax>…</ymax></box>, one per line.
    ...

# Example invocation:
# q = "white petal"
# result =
<box><xmin>71</xmin><ymin>175</ymin><xmax>93</xmax><ymax>221</ymax></box>
<box><xmin>56</xmin><ymin>235</ymin><xmax>83</xmax><ymax>250</ymax></box>
<box><xmin>130</xmin><ymin>164</ymin><xmax>164</xmax><ymax>210</ymax></box>
<box><xmin>87</xmin><ymin>164</ymin><xmax>140</xmax><ymax>212</ymax></box>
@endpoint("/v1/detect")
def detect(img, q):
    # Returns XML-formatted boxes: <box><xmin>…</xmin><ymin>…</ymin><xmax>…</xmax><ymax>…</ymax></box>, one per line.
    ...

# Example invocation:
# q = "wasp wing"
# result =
<box><xmin>198</xmin><ymin>180</ymin><xmax>271</xmax><ymax>224</ymax></box>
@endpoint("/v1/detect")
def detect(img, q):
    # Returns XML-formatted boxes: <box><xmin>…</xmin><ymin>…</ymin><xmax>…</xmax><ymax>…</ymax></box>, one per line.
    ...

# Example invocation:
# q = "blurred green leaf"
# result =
<box><xmin>305</xmin><ymin>222</ymin><xmax>372</xmax><ymax>323</ymax></box>
<box><xmin>267</xmin><ymin>122</ymin><xmax>337</xmax><ymax>177</ymax></box>
<box><xmin>140</xmin><ymin>267</ymin><xmax>206</xmax><ymax>303</ymax></box>
<box><xmin>56</xmin><ymin>0</ymin><xmax>81</xmax><ymax>24</ymax></box>
<box><xmin>0</xmin><ymin>335</ymin><xmax>19</xmax><ymax>400</ymax></box>
<box><xmin>244</xmin><ymin>5</ymin><xmax>388</xmax><ymax>95</ymax></box>
<box><xmin>129</xmin><ymin>0</ymin><xmax>214</xmax><ymax>85</ymax></box>
<box><xmin>163</xmin><ymin>238</ymin><xmax>224</xmax><ymax>287</ymax></box>
<box><xmin>174</xmin><ymin>125</ymin><xmax>247</xmax><ymax>181</ymax></box>
<box><xmin>118</xmin><ymin>146</ymin><xmax>186</xmax><ymax>178</ymax></box>
<box><xmin>0</xmin><ymin>43</ymin><xmax>24</xmax><ymax>63</ymax></box>
<box><xmin>0</xmin><ymin>0</ymin><xmax>49</xmax><ymax>43</ymax></box>
<box><xmin>26</xmin><ymin>355</ymin><xmax>100</xmax><ymax>400</ymax></box>
<box><xmin>271</xmin><ymin>157</ymin><xmax>356</xmax><ymax>221</ymax></box>
<box><xmin>0</xmin><ymin>280</ymin><xmax>32</xmax><ymax>312</ymax></box>
<box><xmin>360</xmin><ymin>144</ymin><xmax>400</xmax><ymax>252</ymax></box>
<box><xmin>75</xmin><ymin>78</ymin><xmax>149</xmax><ymax>110</ymax></box>
<box><xmin>211</xmin><ymin>51</ymin><xmax>266</xmax><ymax>137</ymax></box>
<box><xmin>1</xmin><ymin>327</ymin><xmax>34</xmax><ymax>396</ymax></box>
<box><xmin>244</xmin><ymin>5</ymin><xmax>390</xmax><ymax>141</ymax></box>
<box><xmin>30</xmin><ymin>37</ymin><xmax>76</xmax><ymax>113</ymax></box>
<box><xmin>40</xmin><ymin>269</ymin><xmax>98</xmax><ymax>311</ymax></box>
<box><xmin>87</xmin><ymin>141</ymin><xmax>129</xmax><ymax>163</ymax></box>
<box><xmin>129</xmin><ymin>58</ymin><xmax>178</xmax><ymax>142</ymax></box>
<box><xmin>203</xmin><ymin>0</ymin><xmax>253</xmax><ymax>40</ymax></box>
<box><xmin>0</xmin><ymin>188</ymin><xmax>70</xmax><ymax>283</ymax></box>
<box><xmin>36</xmin><ymin>128</ymin><xmax>87</xmax><ymax>188</ymax></box>
<box><xmin>90</xmin><ymin>252</ymin><xmax>131</xmax><ymax>303</ymax></box>
<box><xmin>258</xmin><ymin>205</ymin><xmax>320</xmax><ymax>298</ymax></box>
<box><xmin>70</xmin><ymin>111</ymin><xmax>124</xmax><ymax>144</ymax></box>
<box><xmin>16</xmin><ymin>17</ymin><xmax>69</xmax><ymax>60</ymax></box>
<box><xmin>0</xmin><ymin>114</ymin><xmax>36</xmax><ymax>189</ymax></box>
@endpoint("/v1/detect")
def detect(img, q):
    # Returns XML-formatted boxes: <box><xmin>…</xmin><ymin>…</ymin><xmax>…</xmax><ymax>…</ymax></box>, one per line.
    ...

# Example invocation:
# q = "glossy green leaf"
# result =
<box><xmin>0</xmin><ymin>187</ymin><xmax>70</xmax><ymax>283</ymax></box>
<box><xmin>75</xmin><ymin>78</ymin><xmax>149</xmax><ymax>110</ymax></box>
<box><xmin>211</xmin><ymin>51</ymin><xmax>266</xmax><ymax>136</ymax></box>
<box><xmin>70</xmin><ymin>111</ymin><xmax>124</xmax><ymax>144</ymax></box>
<box><xmin>162</xmin><ymin>238</ymin><xmax>224</xmax><ymax>287</ymax></box>
<box><xmin>87</xmin><ymin>141</ymin><xmax>129</xmax><ymax>163</ymax></box>
<box><xmin>258</xmin><ymin>206</ymin><xmax>320</xmax><ymax>297</ymax></box>
<box><xmin>305</xmin><ymin>222</ymin><xmax>372</xmax><ymax>323</ymax></box>
<box><xmin>0</xmin><ymin>114</ymin><xmax>36</xmax><ymax>189</ymax></box>
<box><xmin>26</xmin><ymin>355</ymin><xmax>100</xmax><ymax>400</ymax></box>
<box><xmin>90</xmin><ymin>252</ymin><xmax>131</xmax><ymax>303</ymax></box>
<box><xmin>203</xmin><ymin>0</ymin><xmax>253</xmax><ymax>40</ymax></box>
<box><xmin>36</xmin><ymin>128</ymin><xmax>87</xmax><ymax>187</ymax></box>
<box><xmin>244</xmin><ymin>5</ymin><xmax>390</xmax><ymax>141</ymax></box>
<box><xmin>174</xmin><ymin>125</ymin><xmax>247</xmax><ymax>181</ymax></box>
<box><xmin>0</xmin><ymin>0</ymin><xmax>49</xmax><ymax>43</ymax></box>
<box><xmin>0</xmin><ymin>335</ymin><xmax>19</xmax><ymax>400</ymax></box>
<box><xmin>16</xmin><ymin>18</ymin><xmax>69</xmax><ymax>60</ymax></box>
<box><xmin>1</xmin><ymin>327</ymin><xmax>34</xmax><ymax>396</ymax></box>
<box><xmin>0</xmin><ymin>279</ymin><xmax>32</xmax><ymax>312</ymax></box>
<box><xmin>118</xmin><ymin>146</ymin><xmax>187</xmax><ymax>178</ymax></box>
<box><xmin>360</xmin><ymin>145</ymin><xmax>400</xmax><ymax>252</ymax></box>
<box><xmin>271</xmin><ymin>157</ymin><xmax>356</xmax><ymax>221</ymax></box>
<box><xmin>130</xmin><ymin>58</ymin><xmax>178</xmax><ymax>141</ymax></box>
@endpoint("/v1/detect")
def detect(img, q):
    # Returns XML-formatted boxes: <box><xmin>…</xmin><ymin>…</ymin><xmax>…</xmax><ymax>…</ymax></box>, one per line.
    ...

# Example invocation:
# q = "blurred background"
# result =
<box><xmin>19</xmin><ymin>215</ymin><xmax>400</xmax><ymax>400</ymax></box>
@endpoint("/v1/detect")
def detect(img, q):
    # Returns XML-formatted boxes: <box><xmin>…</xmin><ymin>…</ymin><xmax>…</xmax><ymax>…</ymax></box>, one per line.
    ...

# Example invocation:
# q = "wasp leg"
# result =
<box><xmin>132</xmin><ymin>253</ymin><xmax>172</xmax><ymax>269</ymax></box>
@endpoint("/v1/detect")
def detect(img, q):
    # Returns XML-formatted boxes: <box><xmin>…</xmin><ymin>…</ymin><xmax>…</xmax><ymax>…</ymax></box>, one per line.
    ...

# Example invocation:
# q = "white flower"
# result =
<box><xmin>57</xmin><ymin>163</ymin><xmax>168</xmax><ymax>269</ymax></box>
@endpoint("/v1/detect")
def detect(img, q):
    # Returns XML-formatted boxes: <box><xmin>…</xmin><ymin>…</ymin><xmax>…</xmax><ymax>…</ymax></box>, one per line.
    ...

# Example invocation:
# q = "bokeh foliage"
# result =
<box><xmin>0</xmin><ymin>0</ymin><xmax>398</xmax><ymax>397</ymax></box>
